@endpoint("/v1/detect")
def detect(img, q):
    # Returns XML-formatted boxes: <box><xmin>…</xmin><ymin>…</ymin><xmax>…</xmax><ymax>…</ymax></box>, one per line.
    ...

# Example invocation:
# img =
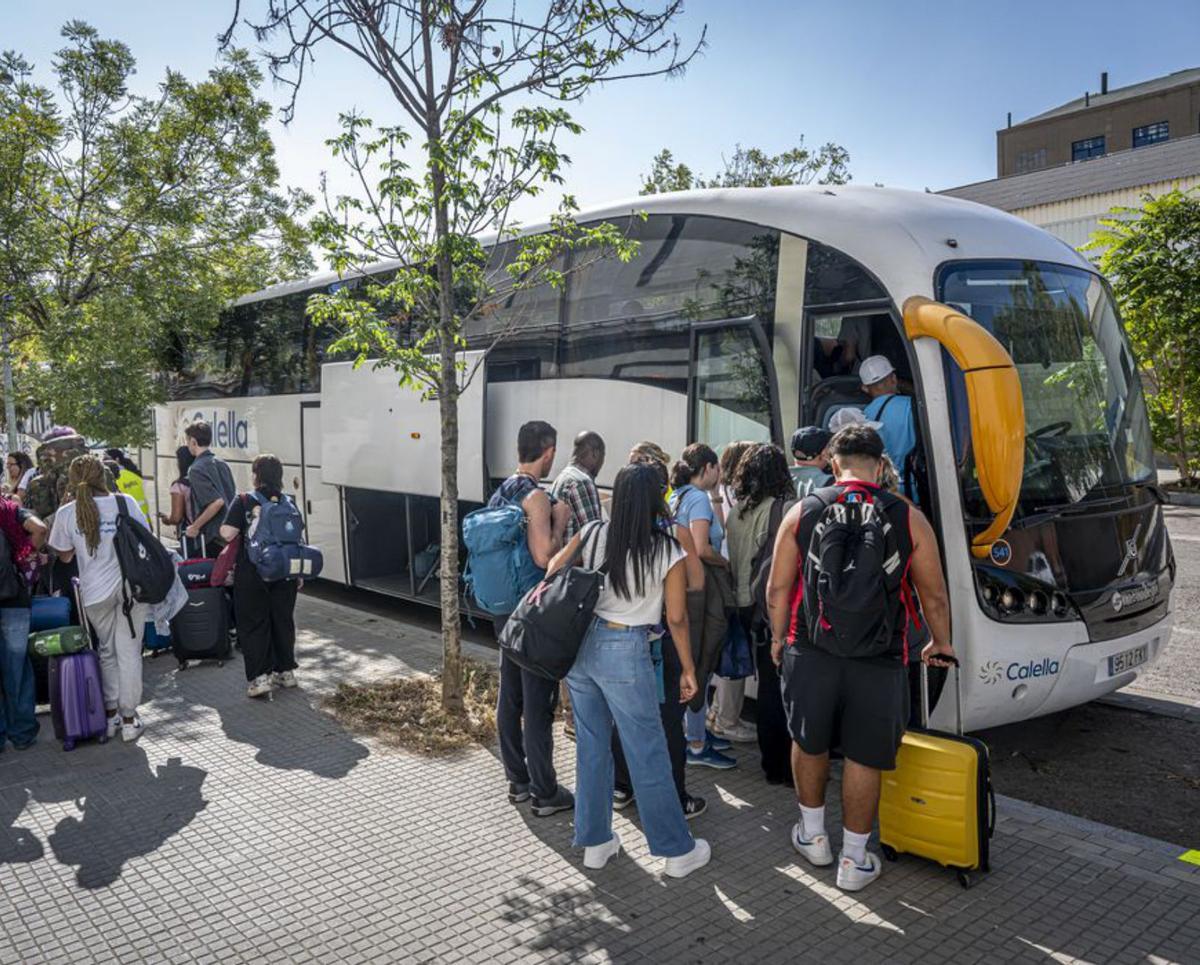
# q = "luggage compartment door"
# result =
<box><xmin>300</xmin><ymin>401</ymin><xmax>346</xmax><ymax>584</ymax></box>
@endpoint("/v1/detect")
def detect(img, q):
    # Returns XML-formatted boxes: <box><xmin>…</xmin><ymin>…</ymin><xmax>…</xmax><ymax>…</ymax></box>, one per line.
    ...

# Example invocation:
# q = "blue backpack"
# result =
<box><xmin>246</xmin><ymin>492</ymin><xmax>324</xmax><ymax>582</ymax></box>
<box><xmin>462</xmin><ymin>494</ymin><xmax>545</xmax><ymax>616</ymax></box>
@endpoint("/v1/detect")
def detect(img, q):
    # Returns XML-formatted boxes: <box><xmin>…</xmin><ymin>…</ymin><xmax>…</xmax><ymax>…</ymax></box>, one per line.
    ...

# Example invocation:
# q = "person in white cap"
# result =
<box><xmin>859</xmin><ymin>356</ymin><xmax>917</xmax><ymax>499</ymax></box>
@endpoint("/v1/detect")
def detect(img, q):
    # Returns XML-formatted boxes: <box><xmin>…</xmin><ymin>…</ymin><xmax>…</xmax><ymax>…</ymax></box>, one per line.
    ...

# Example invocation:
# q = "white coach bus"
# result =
<box><xmin>151</xmin><ymin>185</ymin><xmax>1173</xmax><ymax>730</ymax></box>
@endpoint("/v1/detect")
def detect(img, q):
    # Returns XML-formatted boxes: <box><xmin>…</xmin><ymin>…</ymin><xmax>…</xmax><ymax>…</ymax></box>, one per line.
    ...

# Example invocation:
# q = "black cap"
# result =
<box><xmin>790</xmin><ymin>426</ymin><xmax>832</xmax><ymax>458</ymax></box>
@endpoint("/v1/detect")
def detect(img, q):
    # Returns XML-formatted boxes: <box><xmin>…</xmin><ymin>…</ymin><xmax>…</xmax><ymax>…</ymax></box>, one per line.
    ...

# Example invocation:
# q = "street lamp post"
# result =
<box><xmin>0</xmin><ymin>295</ymin><xmax>17</xmax><ymax>455</ymax></box>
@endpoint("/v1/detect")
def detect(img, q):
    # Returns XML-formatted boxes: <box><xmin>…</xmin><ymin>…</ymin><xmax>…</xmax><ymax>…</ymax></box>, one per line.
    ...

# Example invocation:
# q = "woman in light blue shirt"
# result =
<box><xmin>669</xmin><ymin>444</ymin><xmax>737</xmax><ymax>771</ymax></box>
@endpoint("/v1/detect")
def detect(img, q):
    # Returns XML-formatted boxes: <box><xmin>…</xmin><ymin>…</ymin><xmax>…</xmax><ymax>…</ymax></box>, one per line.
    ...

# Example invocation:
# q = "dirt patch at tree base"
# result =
<box><xmin>325</xmin><ymin>660</ymin><xmax>498</xmax><ymax>756</ymax></box>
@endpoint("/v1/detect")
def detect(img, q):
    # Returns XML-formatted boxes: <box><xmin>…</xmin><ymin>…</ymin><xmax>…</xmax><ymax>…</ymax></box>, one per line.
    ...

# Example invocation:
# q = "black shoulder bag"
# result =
<box><xmin>497</xmin><ymin>522</ymin><xmax>607</xmax><ymax>681</ymax></box>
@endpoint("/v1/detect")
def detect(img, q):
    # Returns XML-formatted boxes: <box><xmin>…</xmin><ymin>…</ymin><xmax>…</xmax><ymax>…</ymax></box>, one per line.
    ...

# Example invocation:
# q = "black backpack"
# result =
<box><xmin>114</xmin><ymin>497</ymin><xmax>176</xmax><ymax>630</ymax></box>
<box><xmin>498</xmin><ymin>522</ymin><xmax>606</xmax><ymax>680</ymax></box>
<box><xmin>800</xmin><ymin>483</ymin><xmax>911</xmax><ymax>661</ymax></box>
<box><xmin>749</xmin><ymin>496</ymin><xmax>796</xmax><ymax>627</ymax></box>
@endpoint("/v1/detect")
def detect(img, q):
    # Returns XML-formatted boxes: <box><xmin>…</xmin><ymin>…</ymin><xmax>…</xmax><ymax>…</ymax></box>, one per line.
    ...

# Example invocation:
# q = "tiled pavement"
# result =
<box><xmin>2</xmin><ymin>593</ymin><xmax>1199</xmax><ymax>964</ymax></box>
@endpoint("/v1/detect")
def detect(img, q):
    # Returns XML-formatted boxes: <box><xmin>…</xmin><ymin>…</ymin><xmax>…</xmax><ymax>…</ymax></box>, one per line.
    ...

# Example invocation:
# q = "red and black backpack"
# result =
<box><xmin>788</xmin><ymin>482</ymin><xmax>920</xmax><ymax>662</ymax></box>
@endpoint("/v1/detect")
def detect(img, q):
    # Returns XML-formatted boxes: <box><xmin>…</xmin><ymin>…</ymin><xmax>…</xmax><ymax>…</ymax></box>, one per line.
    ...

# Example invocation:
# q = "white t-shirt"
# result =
<box><xmin>49</xmin><ymin>493</ymin><xmax>149</xmax><ymax>607</ymax></box>
<box><xmin>582</xmin><ymin>522</ymin><xmax>686</xmax><ymax>627</ymax></box>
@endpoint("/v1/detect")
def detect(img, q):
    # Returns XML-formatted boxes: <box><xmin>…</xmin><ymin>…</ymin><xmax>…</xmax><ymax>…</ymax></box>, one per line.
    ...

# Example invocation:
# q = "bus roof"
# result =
<box><xmin>233</xmin><ymin>185</ymin><xmax>1090</xmax><ymax>308</ymax></box>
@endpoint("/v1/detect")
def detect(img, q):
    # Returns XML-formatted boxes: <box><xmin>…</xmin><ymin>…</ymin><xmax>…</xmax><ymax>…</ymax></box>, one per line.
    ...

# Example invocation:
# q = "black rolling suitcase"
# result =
<box><xmin>170</xmin><ymin>586</ymin><xmax>233</xmax><ymax>669</ymax></box>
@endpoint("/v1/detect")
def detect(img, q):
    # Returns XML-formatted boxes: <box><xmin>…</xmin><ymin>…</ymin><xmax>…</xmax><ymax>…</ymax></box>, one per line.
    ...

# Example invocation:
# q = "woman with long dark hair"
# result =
<box><xmin>158</xmin><ymin>446</ymin><xmax>195</xmax><ymax>539</ymax></box>
<box><xmin>546</xmin><ymin>462</ymin><xmax>711</xmax><ymax>877</ymax></box>
<box><xmin>220</xmin><ymin>454</ymin><xmax>301</xmax><ymax>698</ymax></box>
<box><xmin>726</xmin><ymin>443</ymin><xmax>797</xmax><ymax>783</ymax></box>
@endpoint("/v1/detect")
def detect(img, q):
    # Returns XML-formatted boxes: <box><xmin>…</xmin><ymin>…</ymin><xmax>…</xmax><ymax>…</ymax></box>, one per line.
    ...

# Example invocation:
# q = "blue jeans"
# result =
<box><xmin>0</xmin><ymin>608</ymin><xmax>38</xmax><ymax>748</ymax></box>
<box><xmin>567</xmin><ymin>619</ymin><xmax>693</xmax><ymax>858</ymax></box>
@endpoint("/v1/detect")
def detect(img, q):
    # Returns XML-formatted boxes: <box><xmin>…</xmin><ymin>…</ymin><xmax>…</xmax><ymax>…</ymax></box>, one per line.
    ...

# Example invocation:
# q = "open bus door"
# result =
<box><xmin>687</xmin><ymin>317</ymin><xmax>781</xmax><ymax>454</ymax></box>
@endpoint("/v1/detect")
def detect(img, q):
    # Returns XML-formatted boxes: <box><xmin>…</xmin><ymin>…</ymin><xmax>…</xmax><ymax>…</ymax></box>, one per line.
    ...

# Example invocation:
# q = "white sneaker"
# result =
<box><xmin>105</xmin><ymin>714</ymin><xmax>122</xmax><ymax>739</ymax></box>
<box><xmin>664</xmin><ymin>838</ymin><xmax>712</xmax><ymax>879</ymax></box>
<box><xmin>583</xmin><ymin>833</ymin><xmax>622</xmax><ymax>870</ymax></box>
<box><xmin>790</xmin><ymin>822</ymin><xmax>834</xmax><ymax>867</ymax></box>
<box><xmin>711</xmin><ymin>720</ymin><xmax>757</xmax><ymax>743</ymax></box>
<box><xmin>121</xmin><ymin>716</ymin><xmax>145</xmax><ymax>743</ymax></box>
<box><xmin>247</xmin><ymin>674</ymin><xmax>274</xmax><ymax>698</ymax></box>
<box><xmin>836</xmin><ymin>850</ymin><xmax>883</xmax><ymax>892</ymax></box>
<box><xmin>274</xmin><ymin>670</ymin><xmax>298</xmax><ymax>689</ymax></box>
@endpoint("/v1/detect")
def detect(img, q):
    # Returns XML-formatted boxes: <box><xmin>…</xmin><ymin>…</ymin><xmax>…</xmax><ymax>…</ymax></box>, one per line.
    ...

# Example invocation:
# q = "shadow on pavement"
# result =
<box><xmin>44</xmin><ymin>750</ymin><xmax>207</xmax><ymax>889</ymax></box>
<box><xmin>0</xmin><ymin>786</ymin><xmax>45</xmax><ymax>866</ymax></box>
<box><xmin>214</xmin><ymin>686</ymin><xmax>370</xmax><ymax>779</ymax></box>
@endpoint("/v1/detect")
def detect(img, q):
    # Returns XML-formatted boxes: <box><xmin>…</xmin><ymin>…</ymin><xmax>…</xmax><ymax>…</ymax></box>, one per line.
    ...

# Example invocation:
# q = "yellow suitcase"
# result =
<box><xmin>878</xmin><ymin>663</ymin><xmax>995</xmax><ymax>888</ymax></box>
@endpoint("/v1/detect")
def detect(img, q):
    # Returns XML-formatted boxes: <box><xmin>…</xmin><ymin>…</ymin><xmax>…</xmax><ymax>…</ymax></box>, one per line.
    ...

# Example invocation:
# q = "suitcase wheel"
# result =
<box><xmin>98</xmin><ymin>735</ymin><xmax>108</xmax><ymax>745</ymax></box>
<box><xmin>881</xmin><ymin>844</ymin><xmax>898</xmax><ymax>863</ymax></box>
<box><xmin>63</xmin><ymin>740</ymin><xmax>75</xmax><ymax>752</ymax></box>
<box><xmin>956</xmin><ymin>870</ymin><xmax>975</xmax><ymax>890</ymax></box>
<box><xmin>178</xmin><ymin>660</ymin><xmax>188</xmax><ymax>671</ymax></box>
<box><xmin>217</xmin><ymin>660</ymin><xmax>225</xmax><ymax>668</ymax></box>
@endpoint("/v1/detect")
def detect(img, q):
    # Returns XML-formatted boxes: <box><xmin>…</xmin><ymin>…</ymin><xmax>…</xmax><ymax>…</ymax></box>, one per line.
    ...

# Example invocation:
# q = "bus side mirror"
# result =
<box><xmin>902</xmin><ymin>296</ymin><xmax>1024</xmax><ymax>560</ymax></box>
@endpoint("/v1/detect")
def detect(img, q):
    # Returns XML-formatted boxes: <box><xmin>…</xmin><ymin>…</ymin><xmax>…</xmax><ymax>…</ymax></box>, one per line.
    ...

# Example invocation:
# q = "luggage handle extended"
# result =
<box><xmin>919</xmin><ymin>654</ymin><xmax>962</xmax><ymax>735</ymax></box>
<box><xmin>71</xmin><ymin>576</ymin><xmax>95</xmax><ymax>650</ymax></box>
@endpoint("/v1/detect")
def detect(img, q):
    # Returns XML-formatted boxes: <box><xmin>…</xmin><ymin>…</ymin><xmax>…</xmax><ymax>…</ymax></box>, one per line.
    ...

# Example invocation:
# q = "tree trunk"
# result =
<box><xmin>426</xmin><ymin>94</ymin><xmax>465</xmax><ymax>715</ymax></box>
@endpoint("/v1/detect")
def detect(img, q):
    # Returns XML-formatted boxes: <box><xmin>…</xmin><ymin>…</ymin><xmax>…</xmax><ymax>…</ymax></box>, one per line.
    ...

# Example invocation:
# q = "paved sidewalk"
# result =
<box><xmin>2</xmin><ymin>593</ymin><xmax>1198</xmax><ymax>964</ymax></box>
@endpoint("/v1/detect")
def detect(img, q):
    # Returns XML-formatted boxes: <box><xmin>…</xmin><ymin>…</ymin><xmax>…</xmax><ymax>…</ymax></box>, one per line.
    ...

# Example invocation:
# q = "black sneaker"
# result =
<box><xmin>531</xmin><ymin>786</ymin><xmax>575</xmax><ymax>817</ymax></box>
<box><xmin>508</xmin><ymin>782</ymin><xmax>531</xmax><ymax>804</ymax></box>
<box><xmin>682</xmin><ymin>795</ymin><xmax>707</xmax><ymax>820</ymax></box>
<box><xmin>613</xmin><ymin>788</ymin><xmax>636</xmax><ymax>810</ymax></box>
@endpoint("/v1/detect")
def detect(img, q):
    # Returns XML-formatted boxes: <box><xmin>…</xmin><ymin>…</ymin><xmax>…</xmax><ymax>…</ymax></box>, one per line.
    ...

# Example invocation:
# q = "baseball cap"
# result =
<box><xmin>790</xmin><ymin>426</ymin><xmax>832</xmax><ymax>458</ymax></box>
<box><xmin>828</xmin><ymin>407</ymin><xmax>882</xmax><ymax>432</ymax></box>
<box><xmin>858</xmin><ymin>355</ymin><xmax>896</xmax><ymax>386</ymax></box>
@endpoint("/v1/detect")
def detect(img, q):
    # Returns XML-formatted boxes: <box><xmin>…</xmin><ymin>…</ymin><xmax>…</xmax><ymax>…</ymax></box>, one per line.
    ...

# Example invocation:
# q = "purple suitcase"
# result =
<box><xmin>49</xmin><ymin>651</ymin><xmax>108</xmax><ymax>751</ymax></box>
<box><xmin>48</xmin><ymin>578</ymin><xmax>109</xmax><ymax>751</ymax></box>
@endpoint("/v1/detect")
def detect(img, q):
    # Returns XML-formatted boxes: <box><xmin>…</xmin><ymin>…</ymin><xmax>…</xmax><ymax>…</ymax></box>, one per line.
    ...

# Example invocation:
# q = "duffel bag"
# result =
<box><xmin>498</xmin><ymin>522</ymin><xmax>605</xmax><ymax>681</ymax></box>
<box><xmin>30</xmin><ymin>595</ymin><xmax>72</xmax><ymax>632</ymax></box>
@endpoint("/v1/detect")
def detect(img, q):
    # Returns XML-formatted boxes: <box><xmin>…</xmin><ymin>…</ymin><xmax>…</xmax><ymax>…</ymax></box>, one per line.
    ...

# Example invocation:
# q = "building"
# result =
<box><xmin>942</xmin><ymin>68</ymin><xmax>1200</xmax><ymax>250</ymax></box>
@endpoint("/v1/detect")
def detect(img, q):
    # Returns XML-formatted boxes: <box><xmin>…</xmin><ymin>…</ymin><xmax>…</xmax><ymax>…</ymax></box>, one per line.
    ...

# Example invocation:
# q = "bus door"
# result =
<box><xmin>687</xmin><ymin>318</ymin><xmax>780</xmax><ymax>453</ymax></box>
<box><xmin>299</xmin><ymin>401</ymin><xmax>346</xmax><ymax>584</ymax></box>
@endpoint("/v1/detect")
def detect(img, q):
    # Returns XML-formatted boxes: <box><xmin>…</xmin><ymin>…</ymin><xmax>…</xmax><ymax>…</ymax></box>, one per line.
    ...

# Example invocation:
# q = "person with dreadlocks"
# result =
<box><xmin>49</xmin><ymin>454</ymin><xmax>150</xmax><ymax>743</ymax></box>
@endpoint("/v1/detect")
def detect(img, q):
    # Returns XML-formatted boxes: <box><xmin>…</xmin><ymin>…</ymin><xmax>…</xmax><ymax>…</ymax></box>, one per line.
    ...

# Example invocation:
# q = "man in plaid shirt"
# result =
<box><xmin>550</xmin><ymin>431</ymin><xmax>605</xmax><ymax>540</ymax></box>
<box><xmin>549</xmin><ymin>431</ymin><xmax>606</xmax><ymax>742</ymax></box>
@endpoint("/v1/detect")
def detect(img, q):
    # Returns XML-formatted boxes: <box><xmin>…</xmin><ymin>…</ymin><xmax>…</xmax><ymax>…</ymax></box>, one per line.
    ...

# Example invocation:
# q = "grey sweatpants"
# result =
<box><xmin>84</xmin><ymin>589</ymin><xmax>146</xmax><ymax>718</ymax></box>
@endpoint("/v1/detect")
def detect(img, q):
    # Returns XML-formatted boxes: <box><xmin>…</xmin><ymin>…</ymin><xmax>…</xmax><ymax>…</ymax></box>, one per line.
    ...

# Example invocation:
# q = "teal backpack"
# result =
<box><xmin>462</xmin><ymin>491</ymin><xmax>545</xmax><ymax>615</ymax></box>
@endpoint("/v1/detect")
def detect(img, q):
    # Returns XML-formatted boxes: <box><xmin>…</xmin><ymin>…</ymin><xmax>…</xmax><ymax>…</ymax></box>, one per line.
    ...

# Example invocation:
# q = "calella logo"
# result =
<box><xmin>178</xmin><ymin>409</ymin><xmax>253</xmax><ymax>451</ymax></box>
<box><xmin>981</xmin><ymin>657</ymin><xmax>1062</xmax><ymax>684</ymax></box>
<box><xmin>979</xmin><ymin>660</ymin><xmax>1004</xmax><ymax>685</ymax></box>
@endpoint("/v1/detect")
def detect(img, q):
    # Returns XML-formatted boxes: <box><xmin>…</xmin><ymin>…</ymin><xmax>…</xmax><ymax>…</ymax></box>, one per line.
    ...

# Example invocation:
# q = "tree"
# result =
<box><xmin>1090</xmin><ymin>189</ymin><xmax>1200</xmax><ymax>486</ymax></box>
<box><xmin>225</xmin><ymin>0</ymin><xmax>704</xmax><ymax>713</ymax></box>
<box><xmin>640</xmin><ymin>139</ymin><xmax>850</xmax><ymax>195</ymax></box>
<box><xmin>0</xmin><ymin>23</ymin><xmax>311</xmax><ymax>445</ymax></box>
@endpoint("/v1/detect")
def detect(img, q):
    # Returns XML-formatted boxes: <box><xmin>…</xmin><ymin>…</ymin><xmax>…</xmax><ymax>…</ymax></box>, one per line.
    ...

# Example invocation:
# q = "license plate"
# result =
<box><xmin>1108</xmin><ymin>643</ymin><xmax>1148</xmax><ymax>676</ymax></box>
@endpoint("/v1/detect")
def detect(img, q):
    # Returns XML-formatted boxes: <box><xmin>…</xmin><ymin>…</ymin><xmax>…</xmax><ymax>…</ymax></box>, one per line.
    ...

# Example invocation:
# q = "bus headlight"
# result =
<box><xmin>975</xmin><ymin>567</ymin><xmax>1080</xmax><ymax>624</ymax></box>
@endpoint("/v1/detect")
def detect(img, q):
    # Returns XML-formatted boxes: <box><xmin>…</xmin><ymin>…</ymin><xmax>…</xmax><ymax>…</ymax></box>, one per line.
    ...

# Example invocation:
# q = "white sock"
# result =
<box><xmin>799</xmin><ymin>804</ymin><xmax>826</xmax><ymax>841</ymax></box>
<box><xmin>843</xmin><ymin>828</ymin><xmax>871</xmax><ymax>865</ymax></box>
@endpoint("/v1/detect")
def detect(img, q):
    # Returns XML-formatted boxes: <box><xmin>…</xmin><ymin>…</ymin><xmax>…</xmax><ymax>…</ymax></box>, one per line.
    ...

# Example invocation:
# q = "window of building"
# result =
<box><xmin>1132</xmin><ymin>121</ymin><xmax>1169</xmax><ymax>148</ymax></box>
<box><xmin>1014</xmin><ymin>148</ymin><xmax>1047</xmax><ymax>174</ymax></box>
<box><xmin>1071</xmin><ymin>135</ymin><xmax>1106</xmax><ymax>161</ymax></box>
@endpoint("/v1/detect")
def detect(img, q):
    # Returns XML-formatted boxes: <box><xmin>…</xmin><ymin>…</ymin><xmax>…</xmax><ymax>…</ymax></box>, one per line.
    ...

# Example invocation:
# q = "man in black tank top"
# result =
<box><xmin>764</xmin><ymin>424</ymin><xmax>956</xmax><ymax>893</ymax></box>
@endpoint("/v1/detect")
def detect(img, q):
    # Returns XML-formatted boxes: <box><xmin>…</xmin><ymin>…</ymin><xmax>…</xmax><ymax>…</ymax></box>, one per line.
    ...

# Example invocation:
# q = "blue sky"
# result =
<box><xmin>6</xmin><ymin>0</ymin><xmax>1200</xmax><ymax>223</ymax></box>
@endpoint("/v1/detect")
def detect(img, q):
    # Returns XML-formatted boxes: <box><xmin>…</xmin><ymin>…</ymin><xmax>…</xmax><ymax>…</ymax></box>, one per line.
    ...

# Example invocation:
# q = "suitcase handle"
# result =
<box><xmin>71</xmin><ymin>576</ymin><xmax>94</xmax><ymax>648</ymax></box>
<box><xmin>919</xmin><ymin>657</ymin><xmax>963</xmax><ymax>735</ymax></box>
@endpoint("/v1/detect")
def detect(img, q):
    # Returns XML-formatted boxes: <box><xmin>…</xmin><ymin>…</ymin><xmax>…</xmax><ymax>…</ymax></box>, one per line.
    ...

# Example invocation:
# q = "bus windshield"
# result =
<box><xmin>938</xmin><ymin>260</ymin><xmax>1155</xmax><ymax>521</ymax></box>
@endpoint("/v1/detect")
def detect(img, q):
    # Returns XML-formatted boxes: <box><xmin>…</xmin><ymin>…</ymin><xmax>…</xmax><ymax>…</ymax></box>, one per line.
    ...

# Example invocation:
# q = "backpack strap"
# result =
<box><xmin>871</xmin><ymin>394</ymin><xmax>897</xmax><ymax>420</ymax></box>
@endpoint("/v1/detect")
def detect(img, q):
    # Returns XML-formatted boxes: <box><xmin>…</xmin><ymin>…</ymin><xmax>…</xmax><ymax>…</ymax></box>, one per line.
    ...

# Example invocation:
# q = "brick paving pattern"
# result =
<box><xmin>1</xmin><ymin>593</ymin><xmax>1198</xmax><ymax>964</ymax></box>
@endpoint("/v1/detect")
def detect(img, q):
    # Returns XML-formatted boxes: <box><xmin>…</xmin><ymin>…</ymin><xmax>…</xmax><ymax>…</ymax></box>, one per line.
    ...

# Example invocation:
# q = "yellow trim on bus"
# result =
<box><xmin>902</xmin><ymin>297</ymin><xmax>1024</xmax><ymax>560</ymax></box>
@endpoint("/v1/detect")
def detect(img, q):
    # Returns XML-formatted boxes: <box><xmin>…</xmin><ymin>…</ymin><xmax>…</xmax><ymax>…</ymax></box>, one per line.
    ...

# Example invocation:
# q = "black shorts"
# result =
<box><xmin>781</xmin><ymin>646</ymin><xmax>909</xmax><ymax>771</ymax></box>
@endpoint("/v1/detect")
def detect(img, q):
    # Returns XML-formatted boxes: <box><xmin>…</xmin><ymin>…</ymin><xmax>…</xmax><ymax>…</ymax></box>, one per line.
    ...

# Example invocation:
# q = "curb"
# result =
<box><xmin>1097</xmin><ymin>689</ymin><xmax>1200</xmax><ymax>722</ymax></box>
<box><xmin>1165</xmin><ymin>489</ymin><xmax>1200</xmax><ymax>507</ymax></box>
